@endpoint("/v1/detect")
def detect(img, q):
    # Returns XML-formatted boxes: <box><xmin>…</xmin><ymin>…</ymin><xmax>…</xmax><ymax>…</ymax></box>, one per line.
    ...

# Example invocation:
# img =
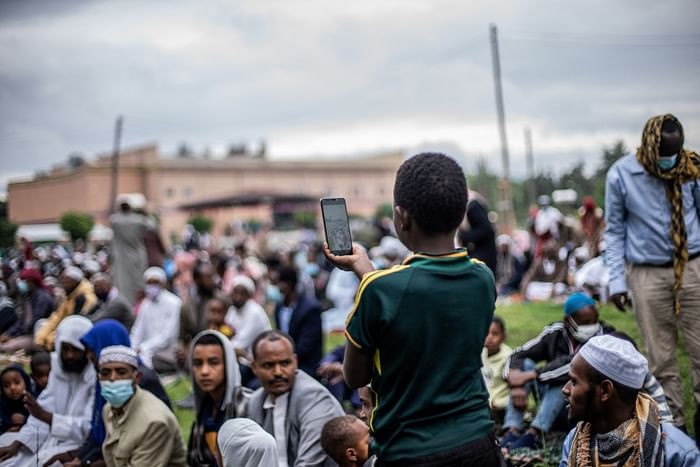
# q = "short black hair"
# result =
<box><xmin>193</xmin><ymin>333</ymin><xmax>223</xmax><ymax>348</ymax></box>
<box><xmin>491</xmin><ymin>315</ymin><xmax>506</xmax><ymax>336</ymax></box>
<box><xmin>30</xmin><ymin>350</ymin><xmax>51</xmax><ymax>372</ymax></box>
<box><xmin>393</xmin><ymin>152</ymin><xmax>468</xmax><ymax>234</ymax></box>
<box><xmin>277</xmin><ymin>265</ymin><xmax>298</xmax><ymax>289</ymax></box>
<box><xmin>251</xmin><ymin>330</ymin><xmax>296</xmax><ymax>360</ymax></box>
<box><xmin>321</xmin><ymin>415</ymin><xmax>363</xmax><ymax>463</ymax></box>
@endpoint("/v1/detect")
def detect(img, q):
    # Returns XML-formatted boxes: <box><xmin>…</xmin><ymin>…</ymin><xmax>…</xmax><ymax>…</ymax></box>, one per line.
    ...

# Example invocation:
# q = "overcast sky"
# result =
<box><xmin>1</xmin><ymin>0</ymin><xmax>699</xmax><ymax>193</ymax></box>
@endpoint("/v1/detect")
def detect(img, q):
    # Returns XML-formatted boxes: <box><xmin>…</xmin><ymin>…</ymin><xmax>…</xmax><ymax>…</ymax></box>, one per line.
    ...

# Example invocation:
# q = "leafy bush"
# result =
<box><xmin>0</xmin><ymin>219</ymin><xmax>18</xmax><ymax>248</ymax></box>
<box><xmin>59</xmin><ymin>211</ymin><xmax>94</xmax><ymax>242</ymax></box>
<box><xmin>188</xmin><ymin>215</ymin><xmax>214</xmax><ymax>233</ymax></box>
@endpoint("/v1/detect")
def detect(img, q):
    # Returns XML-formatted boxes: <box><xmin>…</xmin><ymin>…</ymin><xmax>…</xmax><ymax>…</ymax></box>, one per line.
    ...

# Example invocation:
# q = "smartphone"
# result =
<box><xmin>320</xmin><ymin>197</ymin><xmax>353</xmax><ymax>256</ymax></box>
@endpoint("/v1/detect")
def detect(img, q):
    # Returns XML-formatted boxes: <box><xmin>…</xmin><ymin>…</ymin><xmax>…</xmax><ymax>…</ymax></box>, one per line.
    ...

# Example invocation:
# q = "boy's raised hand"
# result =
<box><xmin>322</xmin><ymin>243</ymin><xmax>375</xmax><ymax>279</ymax></box>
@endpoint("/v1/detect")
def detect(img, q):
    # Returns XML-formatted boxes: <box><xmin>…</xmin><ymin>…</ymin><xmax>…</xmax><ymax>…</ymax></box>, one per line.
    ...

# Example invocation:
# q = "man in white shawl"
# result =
<box><xmin>217</xmin><ymin>419</ymin><xmax>278</xmax><ymax>467</ymax></box>
<box><xmin>0</xmin><ymin>315</ymin><xmax>95</xmax><ymax>467</ymax></box>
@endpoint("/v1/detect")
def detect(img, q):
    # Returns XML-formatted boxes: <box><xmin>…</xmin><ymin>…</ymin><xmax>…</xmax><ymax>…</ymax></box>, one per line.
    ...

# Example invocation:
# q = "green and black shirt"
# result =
<box><xmin>345</xmin><ymin>248</ymin><xmax>496</xmax><ymax>461</ymax></box>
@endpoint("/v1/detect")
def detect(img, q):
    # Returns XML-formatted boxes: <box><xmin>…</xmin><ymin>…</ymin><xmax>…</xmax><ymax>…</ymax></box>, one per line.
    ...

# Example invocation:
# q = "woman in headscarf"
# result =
<box><xmin>217</xmin><ymin>418</ymin><xmax>278</xmax><ymax>467</ymax></box>
<box><xmin>188</xmin><ymin>330</ymin><xmax>251</xmax><ymax>466</ymax></box>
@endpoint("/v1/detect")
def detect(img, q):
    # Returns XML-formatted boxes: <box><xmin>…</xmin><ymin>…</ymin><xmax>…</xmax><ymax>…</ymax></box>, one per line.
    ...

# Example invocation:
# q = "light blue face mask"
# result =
<box><xmin>17</xmin><ymin>280</ymin><xmax>29</xmax><ymax>295</ymax></box>
<box><xmin>101</xmin><ymin>379</ymin><xmax>135</xmax><ymax>408</ymax></box>
<box><xmin>658</xmin><ymin>154</ymin><xmax>678</xmax><ymax>171</ymax></box>
<box><xmin>265</xmin><ymin>284</ymin><xmax>282</xmax><ymax>304</ymax></box>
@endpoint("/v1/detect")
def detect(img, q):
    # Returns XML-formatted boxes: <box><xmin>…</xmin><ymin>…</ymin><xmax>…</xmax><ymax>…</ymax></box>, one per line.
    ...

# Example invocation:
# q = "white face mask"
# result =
<box><xmin>144</xmin><ymin>284</ymin><xmax>161</xmax><ymax>300</ymax></box>
<box><xmin>568</xmin><ymin>318</ymin><xmax>601</xmax><ymax>342</ymax></box>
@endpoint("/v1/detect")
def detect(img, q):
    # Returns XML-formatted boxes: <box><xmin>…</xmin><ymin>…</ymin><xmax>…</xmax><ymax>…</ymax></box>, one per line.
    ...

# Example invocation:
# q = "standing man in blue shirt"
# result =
<box><xmin>605</xmin><ymin>113</ymin><xmax>700</xmax><ymax>440</ymax></box>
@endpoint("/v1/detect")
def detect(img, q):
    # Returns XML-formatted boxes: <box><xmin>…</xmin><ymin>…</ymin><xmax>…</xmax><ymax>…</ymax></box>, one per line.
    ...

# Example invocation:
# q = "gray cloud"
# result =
<box><xmin>0</xmin><ymin>0</ymin><xmax>698</xmax><ymax>189</ymax></box>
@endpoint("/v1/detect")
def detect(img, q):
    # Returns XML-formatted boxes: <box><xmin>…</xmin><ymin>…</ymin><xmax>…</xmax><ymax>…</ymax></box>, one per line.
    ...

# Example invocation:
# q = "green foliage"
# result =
<box><xmin>0</xmin><ymin>219</ymin><xmax>18</xmax><ymax>248</ymax></box>
<box><xmin>59</xmin><ymin>211</ymin><xmax>94</xmax><ymax>242</ymax></box>
<box><xmin>293</xmin><ymin>211</ymin><xmax>316</xmax><ymax>229</ymax></box>
<box><xmin>374</xmin><ymin>202</ymin><xmax>393</xmax><ymax>220</ymax></box>
<box><xmin>471</xmin><ymin>140</ymin><xmax>628</xmax><ymax>225</ymax></box>
<box><xmin>188</xmin><ymin>215</ymin><xmax>214</xmax><ymax>233</ymax></box>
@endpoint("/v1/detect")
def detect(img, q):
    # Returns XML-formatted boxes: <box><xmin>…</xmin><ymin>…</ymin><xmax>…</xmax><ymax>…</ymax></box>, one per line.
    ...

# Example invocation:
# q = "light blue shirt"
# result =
<box><xmin>604</xmin><ymin>154</ymin><xmax>700</xmax><ymax>295</ymax></box>
<box><xmin>278</xmin><ymin>305</ymin><xmax>293</xmax><ymax>334</ymax></box>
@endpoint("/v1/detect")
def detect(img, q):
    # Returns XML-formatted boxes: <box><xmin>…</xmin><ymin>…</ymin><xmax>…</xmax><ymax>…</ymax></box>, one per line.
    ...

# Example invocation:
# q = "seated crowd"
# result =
<box><xmin>0</xmin><ymin>151</ymin><xmax>698</xmax><ymax>466</ymax></box>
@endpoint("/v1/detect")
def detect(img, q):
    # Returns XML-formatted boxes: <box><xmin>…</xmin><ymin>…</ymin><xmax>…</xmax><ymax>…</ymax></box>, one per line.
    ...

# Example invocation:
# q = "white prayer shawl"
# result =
<box><xmin>130</xmin><ymin>289</ymin><xmax>181</xmax><ymax>368</ymax></box>
<box><xmin>225</xmin><ymin>299</ymin><xmax>271</xmax><ymax>353</ymax></box>
<box><xmin>0</xmin><ymin>318</ymin><xmax>96</xmax><ymax>467</ymax></box>
<box><xmin>217</xmin><ymin>419</ymin><xmax>279</xmax><ymax>467</ymax></box>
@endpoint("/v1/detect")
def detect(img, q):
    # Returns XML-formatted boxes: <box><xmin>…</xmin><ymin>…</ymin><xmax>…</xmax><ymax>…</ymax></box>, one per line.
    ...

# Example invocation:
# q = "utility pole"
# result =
<box><xmin>109</xmin><ymin>115</ymin><xmax>123</xmax><ymax>214</ymax></box>
<box><xmin>489</xmin><ymin>23</ymin><xmax>514</xmax><ymax>232</ymax></box>
<box><xmin>524</xmin><ymin>127</ymin><xmax>536</xmax><ymax>205</ymax></box>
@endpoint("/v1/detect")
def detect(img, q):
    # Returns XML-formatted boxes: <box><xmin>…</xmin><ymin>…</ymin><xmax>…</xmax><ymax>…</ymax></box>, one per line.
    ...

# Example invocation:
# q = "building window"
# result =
<box><xmin>378</xmin><ymin>186</ymin><xmax>385</xmax><ymax>195</ymax></box>
<box><xmin>165</xmin><ymin>187</ymin><xmax>174</xmax><ymax>198</ymax></box>
<box><xmin>183</xmin><ymin>187</ymin><xmax>192</xmax><ymax>198</ymax></box>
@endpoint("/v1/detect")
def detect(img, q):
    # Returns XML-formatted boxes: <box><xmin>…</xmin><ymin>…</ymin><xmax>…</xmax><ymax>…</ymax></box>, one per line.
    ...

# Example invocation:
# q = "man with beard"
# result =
<box><xmin>87</xmin><ymin>273</ymin><xmax>134</xmax><ymax>330</ymax></box>
<box><xmin>561</xmin><ymin>335</ymin><xmax>698</xmax><ymax>466</ymax></box>
<box><xmin>0</xmin><ymin>316</ymin><xmax>95</xmax><ymax>467</ymax></box>
<box><xmin>502</xmin><ymin>293</ymin><xmax>614</xmax><ymax>450</ymax></box>
<box><xmin>35</xmin><ymin>267</ymin><xmax>97</xmax><ymax>350</ymax></box>
<box><xmin>248</xmin><ymin>330</ymin><xmax>343</xmax><ymax>466</ymax></box>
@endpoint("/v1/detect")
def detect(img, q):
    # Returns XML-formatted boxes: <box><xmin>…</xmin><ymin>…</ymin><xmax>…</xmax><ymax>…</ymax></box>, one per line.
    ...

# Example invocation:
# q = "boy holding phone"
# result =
<box><xmin>323</xmin><ymin>152</ymin><xmax>502</xmax><ymax>466</ymax></box>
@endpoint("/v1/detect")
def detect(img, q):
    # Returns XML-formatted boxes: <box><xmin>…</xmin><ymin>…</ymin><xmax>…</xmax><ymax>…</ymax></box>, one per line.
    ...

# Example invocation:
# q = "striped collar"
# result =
<box><xmin>402</xmin><ymin>248</ymin><xmax>469</xmax><ymax>265</ymax></box>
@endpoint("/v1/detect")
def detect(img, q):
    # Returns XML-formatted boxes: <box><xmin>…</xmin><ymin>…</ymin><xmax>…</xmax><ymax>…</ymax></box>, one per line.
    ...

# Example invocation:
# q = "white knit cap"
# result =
<box><xmin>99</xmin><ymin>345</ymin><xmax>138</xmax><ymax>368</ymax></box>
<box><xmin>143</xmin><ymin>266</ymin><xmax>166</xmax><ymax>283</ymax></box>
<box><xmin>232</xmin><ymin>275</ymin><xmax>256</xmax><ymax>295</ymax></box>
<box><xmin>63</xmin><ymin>266</ymin><xmax>84</xmax><ymax>282</ymax></box>
<box><xmin>578</xmin><ymin>335</ymin><xmax>648</xmax><ymax>389</ymax></box>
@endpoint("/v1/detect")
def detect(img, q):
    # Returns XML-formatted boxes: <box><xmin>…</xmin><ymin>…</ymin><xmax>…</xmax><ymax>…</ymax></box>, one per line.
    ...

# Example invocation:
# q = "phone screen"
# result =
<box><xmin>321</xmin><ymin>198</ymin><xmax>353</xmax><ymax>255</ymax></box>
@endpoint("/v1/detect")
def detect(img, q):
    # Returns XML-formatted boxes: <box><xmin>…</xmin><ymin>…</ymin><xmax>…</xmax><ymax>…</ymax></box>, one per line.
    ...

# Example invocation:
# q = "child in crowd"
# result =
<box><xmin>206</xmin><ymin>298</ymin><xmax>234</xmax><ymax>339</ymax></box>
<box><xmin>357</xmin><ymin>385</ymin><xmax>374</xmax><ymax>426</ymax></box>
<box><xmin>30</xmin><ymin>350</ymin><xmax>51</xmax><ymax>396</ymax></box>
<box><xmin>188</xmin><ymin>330</ymin><xmax>249</xmax><ymax>466</ymax></box>
<box><xmin>0</xmin><ymin>365</ymin><xmax>32</xmax><ymax>433</ymax></box>
<box><xmin>321</xmin><ymin>415</ymin><xmax>373</xmax><ymax>467</ymax></box>
<box><xmin>481</xmin><ymin>316</ymin><xmax>512</xmax><ymax>424</ymax></box>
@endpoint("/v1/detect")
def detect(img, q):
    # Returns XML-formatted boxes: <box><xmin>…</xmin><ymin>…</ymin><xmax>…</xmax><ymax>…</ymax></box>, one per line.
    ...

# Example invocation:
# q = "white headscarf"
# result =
<box><xmin>56</xmin><ymin>315</ymin><xmax>93</xmax><ymax>354</ymax></box>
<box><xmin>217</xmin><ymin>419</ymin><xmax>279</xmax><ymax>467</ymax></box>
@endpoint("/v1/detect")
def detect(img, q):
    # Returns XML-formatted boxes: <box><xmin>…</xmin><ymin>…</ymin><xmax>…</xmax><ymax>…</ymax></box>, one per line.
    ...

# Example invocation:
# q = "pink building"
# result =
<box><xmin>8</xmin><ymin>144</ymin><xmax>402</xmax><ymax>242</ymax></box>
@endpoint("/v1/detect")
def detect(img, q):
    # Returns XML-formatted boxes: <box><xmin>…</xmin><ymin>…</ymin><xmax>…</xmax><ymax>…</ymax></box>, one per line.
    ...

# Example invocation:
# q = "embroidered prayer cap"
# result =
<box><xmin>564</xmin><ymin>292</ymin><xmax>595</xmax><ymax>316</ymax></box>
<box><xmin>63</xmin><ymin>265</ymin><xmax>84</xmax><ymax>282</ymax></box>
<box><xmin>579</xmin><ymin>335</ymin><xmax>648</xmax><ymax>389</ymax></box>
<box><xmin>232</xmin><ymin>275</ymin><xmax>256</xmax><ymax>295</ymax></box>
<box><xmin>99</xmin><ymin>345</ymin><xmax>138</xmax><ymax>369</ymax></box>
<box><xmin>143</xmin><ymin>266</ymin><xmax>166</xmax><ymax>283</ymax></box>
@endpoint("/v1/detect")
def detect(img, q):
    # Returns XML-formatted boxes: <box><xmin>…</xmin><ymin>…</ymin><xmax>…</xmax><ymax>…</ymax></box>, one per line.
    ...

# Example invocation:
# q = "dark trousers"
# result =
<box><xmin>376</xmin><ymin>432</ymin><xmax>506</xmax><ymax>467</ymax></box>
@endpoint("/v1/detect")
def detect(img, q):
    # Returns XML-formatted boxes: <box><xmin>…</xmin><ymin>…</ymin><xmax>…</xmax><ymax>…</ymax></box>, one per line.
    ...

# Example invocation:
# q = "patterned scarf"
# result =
<box><xmin>635</xmin><ymin>114</ymin><xmax>700</xmax><ymax>316</ymax></box>
<box><xmin>567</xmin><ymin>393</ymin><xmax>664</xmax><ymax>467</ymax></box>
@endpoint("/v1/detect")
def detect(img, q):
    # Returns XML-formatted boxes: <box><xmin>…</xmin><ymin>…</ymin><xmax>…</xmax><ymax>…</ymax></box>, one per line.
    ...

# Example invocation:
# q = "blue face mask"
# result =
<box><xmin>658</xmin><ymin>154</ymin><xmax>678</xmax><ymax>171</ymax></box>
<box><xmin>266</xmin><ymin>284</ymin><xmax>282</xmax><ymax>304</ymax></box>
<box><xmin>101</xmin><ymin>379</ymin><xmax>134</xmax><ymax>408</ymax></box>
<box><xmin>17</xmin><ymin>280</ymin><xmax>29</xmax><ymax>295</ymax></box>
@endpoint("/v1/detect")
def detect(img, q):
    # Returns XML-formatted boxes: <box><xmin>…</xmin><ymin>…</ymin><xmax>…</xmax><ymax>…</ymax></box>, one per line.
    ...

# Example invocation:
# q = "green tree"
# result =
<box><xmin>593</xmin><ymin>140</ymin><xmax>628</xmax><ymax>207</ymax></box>
<box><xmin>293</xmin><ymin>211</ymin><xmax>316</xmax><ymax>229</ymax></box>
<box><xmin>188</xmin><ymin>215</ymin><xmax>214</xmax><ymax>233</ymax></box>
<box><xmin>467</xmin><ymin>159</ymin><xmax>500</xmax><ymax>210</ymax></box>
<box><xmin>59</xmin><ymin>211</ymin><xmax>94</xmax><ymax>242</ymax></box>
<box><xmin>374</xmin><ymin>203</ymin><xmax>393</xmax><ymax>220</ymax></box>
<box><xmin>0</xmin><ymin>219</ymin><xmax>18</xmax><ymax>248</ymax></box>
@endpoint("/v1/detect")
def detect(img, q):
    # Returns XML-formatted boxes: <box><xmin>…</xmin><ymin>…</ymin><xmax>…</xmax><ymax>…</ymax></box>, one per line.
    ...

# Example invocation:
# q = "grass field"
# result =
<box><xmin>166</xmin><ymin>300</ymin><xmax>696</xmax><ymax>449</ymax></box>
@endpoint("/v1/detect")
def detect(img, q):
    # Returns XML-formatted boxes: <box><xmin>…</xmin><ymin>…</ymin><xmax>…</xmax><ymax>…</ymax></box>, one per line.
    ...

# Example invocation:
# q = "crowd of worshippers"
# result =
<box><xmin>1</xmin><ymin>121</ymin><xmax>700</xmax><ymax>466</ymax></box>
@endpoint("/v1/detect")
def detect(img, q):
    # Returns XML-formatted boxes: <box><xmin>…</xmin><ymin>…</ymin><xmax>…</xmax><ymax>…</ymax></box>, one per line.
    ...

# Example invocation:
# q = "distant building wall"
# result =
<box><xmin>8</xmin><ymin>144</ymin><xmax>401</xmax><ymax>243</ymax></box>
